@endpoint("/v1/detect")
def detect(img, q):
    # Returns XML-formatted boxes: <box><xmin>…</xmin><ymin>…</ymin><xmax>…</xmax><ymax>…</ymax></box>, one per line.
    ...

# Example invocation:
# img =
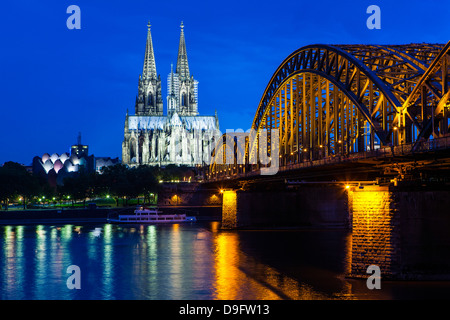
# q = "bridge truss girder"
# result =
<box><xmin>208</xmin><ymin>42</ymin><xmax>450</xmax><ymax>178</ymax></box>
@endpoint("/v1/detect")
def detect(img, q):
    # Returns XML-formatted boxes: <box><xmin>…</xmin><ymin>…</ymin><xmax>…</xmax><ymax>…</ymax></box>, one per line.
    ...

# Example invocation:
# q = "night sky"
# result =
<box><xmin>1</xmin><ymin>0</ymin><xmax>449</xmax><ymax>165</ymax></box>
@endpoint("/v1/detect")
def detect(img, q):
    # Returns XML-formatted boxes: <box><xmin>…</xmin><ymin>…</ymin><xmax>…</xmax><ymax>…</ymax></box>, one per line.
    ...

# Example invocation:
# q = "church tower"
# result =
<box><xmin>167</xmin><ymin>22</ymin><xmax>199</xmax><ymax>116</ymax></box>
<box><xmin>123</xmin><ymin>21</ymin><xmax>220</xmax><ymax>167</ymax></box>
<box><xmin>136</xmin><ymin>22</ymin><xmax>163</xmax><ymax>116</ymax></box>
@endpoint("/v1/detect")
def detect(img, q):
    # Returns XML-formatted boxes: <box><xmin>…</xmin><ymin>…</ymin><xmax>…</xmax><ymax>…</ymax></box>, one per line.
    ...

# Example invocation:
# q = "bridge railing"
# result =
<box><xmin>280</xmin><ymin>135</ymin><xmax>450</xmax><ymax>172</ymax></box>
<box><xmin>205</xmin><ymin>134</ymin><xmax>450</xmax><ymax>181</ymax></box>
<box><xmin>416</xmin><ymin>136</ymin><xmax>450</xmax><ymax>152</ymax></box>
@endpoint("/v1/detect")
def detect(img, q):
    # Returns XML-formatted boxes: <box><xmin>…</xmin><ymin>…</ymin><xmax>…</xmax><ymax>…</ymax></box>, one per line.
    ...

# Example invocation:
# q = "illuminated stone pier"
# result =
<box><xmin>222</xmin><ymin>190</ymin><xmax>237</xmax><ymax>229</ymax></box>
<box><xmin>220</xmin><ymin>185</ymin><xmax>349</xmax><ymax>229</ymax></box>
<box><xmin>348</xmin><ymin>186</ymin><xmax>401</xmax><ymax>278</ymax></box>
<box><xmin>349</xmin><ymin>185</ymin><xmax>450</xmax><ymax>279</ymax></box>
<box><xmin>221</xmin><ymin>184</ymin><xmax>450</xmax><ymax>280</ymax></box>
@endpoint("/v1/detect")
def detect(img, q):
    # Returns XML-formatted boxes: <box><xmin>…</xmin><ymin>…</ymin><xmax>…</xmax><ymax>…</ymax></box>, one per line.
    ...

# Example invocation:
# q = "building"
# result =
<box><xmin>95</xmin><ymin>157</ymin><xmax>120</xmax><ymax>173</ymax></box>
<box><xmin>32</xmin><ymin>134</ymin><xmax>119</xmax><ymax>186</ymax></box>
<box><xmin>122</xmin><ymin>22</ymin><xmax>220</xmax><ymax>167</ymax></box>
<box><xmin>71</xmin><ymin>132</ymin><xmax>89</xmax><ymax>158</ymax></box>
<box><xmin>32</xmin><ymin>134</ymin><xmax>95</xmax><ymax>186</ymax></box>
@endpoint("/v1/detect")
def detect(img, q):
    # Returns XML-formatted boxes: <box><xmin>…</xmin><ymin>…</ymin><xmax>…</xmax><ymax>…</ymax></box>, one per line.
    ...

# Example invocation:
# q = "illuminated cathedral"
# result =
<box><xmin>122</xmin><ymin>22</ymin><xmax>220</xmax><ymax>167</ymax></box>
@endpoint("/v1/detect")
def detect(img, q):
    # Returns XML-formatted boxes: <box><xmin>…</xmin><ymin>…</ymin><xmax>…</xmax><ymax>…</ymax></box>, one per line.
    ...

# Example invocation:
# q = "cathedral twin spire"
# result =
<box><xmin>123</xmin><ymin>21</ymin><xmax>219</xmax><ymax>167</ymax></box>
<box><xmin>135</xmin><ymin>21</ymin><xmax>197</xmax><ymax>117</ymax></box>
<box><xmin>142</xmin><ymin>21</ymin><xmax>190</xmax><ymax>82</ymax></box>
<box><xmin>135</xmin><ymin>21</ymin><xmax>163</xmax><ymax>116</ymax></box>
<box><xmin>176</xmin><ymin>22</ymin><xmax>190</xmax><ymax>80</ymax></box>
<box><xmin>142</xmin><ymin>21</ymin><xmax>157</xmax><ymax>81</ymax></box>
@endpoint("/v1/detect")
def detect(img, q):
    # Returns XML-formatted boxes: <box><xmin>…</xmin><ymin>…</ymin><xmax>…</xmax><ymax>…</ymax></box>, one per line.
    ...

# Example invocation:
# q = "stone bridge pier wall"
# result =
<box><xmin>222</xmin><ymin>185</ymin><xmax>349</xmax><ymax>229</ymax></box>
<box><xmin>222</xmin><ymin>184</ymin><xmax>450</xmax><ymax>279</ymax></box>
<box><xmin>349</xmin><ymin>185</ymin><xmax>450</xmax><ymax>280</ymax></box>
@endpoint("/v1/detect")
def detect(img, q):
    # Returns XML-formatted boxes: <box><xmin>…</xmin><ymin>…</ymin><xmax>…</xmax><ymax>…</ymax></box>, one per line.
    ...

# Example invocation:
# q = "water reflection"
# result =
<box><xmin>3</xmin><ymin>226</ymin><xmax>21</xmax><ymax>299</ymax></box>
<box><xmin>102</xmin><ymin>224</ymin><xmax>113</xmax><ymax>299</ymax></box>
<box><xmin>213</xmin><ymin>230</ymin><xmax>330</xmax><ymax>299</ymax></box>
<box><xmin>35</xmin><ymin>225</ymin><xmax>48</xmax><ymax>300</ymax></box>
<box><xmin>1</xmin><ymin>223</ymin><xmax>449</xmax><ymax>300</ymax></box>
<box><xmin>146</xmin><ymin>225</ymin><xmax>157</xmax><ymax>298</ymax></box>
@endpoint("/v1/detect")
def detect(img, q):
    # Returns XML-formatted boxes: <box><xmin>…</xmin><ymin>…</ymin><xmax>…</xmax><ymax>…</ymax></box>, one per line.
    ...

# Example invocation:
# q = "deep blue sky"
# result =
<box><xmin>1</xmin><ymin>0</ymin><xmax>449</xmax><ymax>165</ymax></box>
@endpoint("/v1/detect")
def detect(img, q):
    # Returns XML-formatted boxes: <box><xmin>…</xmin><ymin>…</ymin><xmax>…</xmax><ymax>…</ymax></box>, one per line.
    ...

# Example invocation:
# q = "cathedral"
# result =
<box><xmin>122</xmin><ymin>22</ymin><xmax>220</xmax><ymax>167</ymax></box>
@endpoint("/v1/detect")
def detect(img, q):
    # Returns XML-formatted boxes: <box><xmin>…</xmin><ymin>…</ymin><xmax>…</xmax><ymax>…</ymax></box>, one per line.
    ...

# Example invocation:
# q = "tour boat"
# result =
<box><xmin>107</xmin><ymin>207</ymin><xmax>197</xmax><ymax>224</ymax></box>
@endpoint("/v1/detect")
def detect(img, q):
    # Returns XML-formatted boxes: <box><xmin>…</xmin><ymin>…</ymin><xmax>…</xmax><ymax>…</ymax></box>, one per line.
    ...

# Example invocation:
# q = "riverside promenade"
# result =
<box><xmin>0</xmin><ymin>206</ymin><xmax>221</xmax><ymax>225</ymax></box>
<box><xmin>0</xmin><ymin>207</ymin><xmax>113</xmax><ymax>225</ymax></box>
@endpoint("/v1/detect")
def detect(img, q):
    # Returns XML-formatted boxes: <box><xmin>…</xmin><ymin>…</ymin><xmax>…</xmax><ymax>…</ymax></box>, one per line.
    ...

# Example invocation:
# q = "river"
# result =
<box><xmin>1</xmin><ymin>222</ymin><xmax>449</xmax><ymax>300</ymax></box>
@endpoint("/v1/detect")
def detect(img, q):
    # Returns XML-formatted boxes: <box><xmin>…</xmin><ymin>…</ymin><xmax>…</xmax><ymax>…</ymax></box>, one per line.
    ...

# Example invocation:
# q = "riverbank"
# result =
<box><xmin>0</xmin><ymin>207</ymin><xmax>111</xmax><ymax>225</ymax></box>
<box><xmin>0</xmin><ymin>206</ymin><xmax>222</xmax><ymax>225</ymax></box>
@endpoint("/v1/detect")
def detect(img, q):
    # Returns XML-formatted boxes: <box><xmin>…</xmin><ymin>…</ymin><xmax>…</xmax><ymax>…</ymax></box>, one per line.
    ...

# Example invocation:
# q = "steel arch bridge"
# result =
<box><xmin>208</xmin><ymin>42</ymin><xmax>450</xmax><ymax>179</ymax></box>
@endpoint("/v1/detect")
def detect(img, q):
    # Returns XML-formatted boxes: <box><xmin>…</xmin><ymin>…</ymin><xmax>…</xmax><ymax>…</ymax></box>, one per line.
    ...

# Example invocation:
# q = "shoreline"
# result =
<box><xmin>0</xmin><ymin>206</ymin><xmax>222</xmax><ymax>225</ymax></box>
<box><xmin>0</xmin><ymin>218</ymin><xmax>108</xmax><ymax>225</ymax></box>
<box><xmin>0</xmin><ymin>208</ymin><xmax>111</xmax><ymax>225</ymax></box>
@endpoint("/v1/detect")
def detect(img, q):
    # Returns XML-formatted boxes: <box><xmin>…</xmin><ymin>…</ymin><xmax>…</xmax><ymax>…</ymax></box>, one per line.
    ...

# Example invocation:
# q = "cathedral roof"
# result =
<box><xmin>127</xmin><ymin>115</ymin><xmax>218</xmax><ymax>131</ymax></box>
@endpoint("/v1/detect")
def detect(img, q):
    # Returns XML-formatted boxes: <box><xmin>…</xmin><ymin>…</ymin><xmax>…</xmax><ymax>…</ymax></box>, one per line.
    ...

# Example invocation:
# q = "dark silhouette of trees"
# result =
<box><xmin>0</xmin><ymin>162</ymin><xmax>40</xmax><ymax>210</ymax></box>
<box><xmin>96</xmin><ymin>164</ymin><xmax>159</xmax><ymax>206</ymax></box>
<box><xmin>1</xmin><ymin>161</ymin><xmax>195</xmax><ymax>210</ymax></box>
<box><xmin>97</xmin><ymin>164</ymin><xmax>130</xmax><ymax>206</ymax></box>
<box><xmin>59</xmin><ymin>169</ymin><xmax>94</xmax><ymax>207</ymax></box>
<box><xmin>133</xmin><ymin>165</ymin><xmax>159</xmax><ymax>204</ymax></box>
<box><xmin>156</xmin><ymin>164</ymin><xmax>194</xmax><ymax>182</ymax></box>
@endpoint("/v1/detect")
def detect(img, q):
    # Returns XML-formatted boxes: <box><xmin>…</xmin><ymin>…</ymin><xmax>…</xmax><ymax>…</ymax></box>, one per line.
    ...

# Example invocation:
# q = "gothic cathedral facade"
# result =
<box><xmin>122</xmin><ymin>22</ymin><xmax>220</xmax><ymax>167</ymax></box>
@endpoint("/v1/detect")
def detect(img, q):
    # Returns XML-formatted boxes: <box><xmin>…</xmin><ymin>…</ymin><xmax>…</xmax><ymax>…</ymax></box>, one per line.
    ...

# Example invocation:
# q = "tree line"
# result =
<box><xmin>0</xmin><ymin>162</ymin><xmax>195</xmax><ymax>210</ymax></box>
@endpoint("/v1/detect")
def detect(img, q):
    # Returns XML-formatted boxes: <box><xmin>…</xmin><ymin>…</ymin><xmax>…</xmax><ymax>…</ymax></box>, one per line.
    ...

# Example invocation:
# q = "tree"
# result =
<box><xmin>157</xmin><ymin>164</ymin><xmax>194</xmax><ymax>182</ymax></box>
<box><xmin>0</xmin><ymin>162</ymin><xmax>40</xmax><ymax>210</ymax></box>
<box><xmin>59</xmin><ymin>170</ymin><xmax>95</xmax><ymax>207</ymax></box>
<box><xmin>134</xmin><ymin>165</ymin><xmax>158</xmax><ymax>204</ymax></box>
<box><xmin>99</xmin><ymin>164</ymin><xmax>131</xmax><ymax>206</ymax></box>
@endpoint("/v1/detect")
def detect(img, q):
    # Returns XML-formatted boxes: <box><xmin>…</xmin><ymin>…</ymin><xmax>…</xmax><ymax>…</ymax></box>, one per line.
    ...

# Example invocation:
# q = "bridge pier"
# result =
<box><xmin>221</xmin><ymin>185</ymin><xmax>350</xmax><ymax>229</ymax></box>
<box><xmin>349</xmin><ymin>184</ymin><xmax>450</xmax><ymax>280</ymax></box>
<box><xmin>222</xmin><ymin>190</ymin><xmax>237</xmax><ymax>228</ymax></box>
<box><xmin>348</xmin><ymin>185</ymin><xmax>401</xmax><ymax>279</ymax></box>
<box><xmin>221</xmin><ymin>183</ymin><xmax>450</xmax><ymax>280</ymax></box>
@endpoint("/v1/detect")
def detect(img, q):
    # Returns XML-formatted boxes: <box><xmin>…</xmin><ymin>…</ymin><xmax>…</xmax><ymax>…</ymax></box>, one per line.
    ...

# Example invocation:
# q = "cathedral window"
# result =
<box><xmin>130</xmin><ymin>139</ymin><xmax>137</xmax><ymax>163</ymax></box>
<box><xmin>148</xmin><ymin>94</ymin><xmax>153</xmax><ymax>106</ymax></box>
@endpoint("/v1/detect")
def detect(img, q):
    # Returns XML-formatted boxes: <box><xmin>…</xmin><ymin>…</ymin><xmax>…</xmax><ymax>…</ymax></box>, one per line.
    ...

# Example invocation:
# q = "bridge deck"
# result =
<box><xmin>206</xmin><ymin>134</ymin><xmax>450</xmax><ymax>184</ymax></box>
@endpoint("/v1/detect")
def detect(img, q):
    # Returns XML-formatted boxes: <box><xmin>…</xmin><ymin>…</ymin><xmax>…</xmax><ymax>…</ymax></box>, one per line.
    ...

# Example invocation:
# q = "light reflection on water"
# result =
<box><xmin>1</xmin><ymin>222</ymin><xmax>449</xmax><ymax>300</ymax></box>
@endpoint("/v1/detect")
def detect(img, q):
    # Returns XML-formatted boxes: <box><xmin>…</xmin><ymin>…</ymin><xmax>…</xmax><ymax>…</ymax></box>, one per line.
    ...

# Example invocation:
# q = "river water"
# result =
<box><xmin>1</xmin><ymin>222</ymin><xmax>449</xmax><ymax>300</ymax></box>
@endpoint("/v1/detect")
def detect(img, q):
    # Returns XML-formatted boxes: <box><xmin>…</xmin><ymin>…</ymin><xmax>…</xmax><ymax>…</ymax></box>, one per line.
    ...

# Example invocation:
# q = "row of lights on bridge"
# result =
<box><xmin>218</xmin><ymin>185</ymin><xmax>358</xmax><ymax>193</ymax></box>
<box><xmin>214</xmin><ymin>127</ymin><xmax>400</xmax><ymax>168</ymax></box>
<box><xmin>212</xmin><ymin>130</ymin><xmax>402</xmax><ymax>173</ymax></box>
<box><xmin>285</xmin><ymin>141</ymin><xmax>343</xmax><ymax>156</ymax></box>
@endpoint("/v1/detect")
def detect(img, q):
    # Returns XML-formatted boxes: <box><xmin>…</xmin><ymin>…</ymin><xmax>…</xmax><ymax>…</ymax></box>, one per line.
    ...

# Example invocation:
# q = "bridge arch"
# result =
<box><xmin>207</xmin><ymin>42</ymin><xmax>450</xmax><ymax>179</ymax></box>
